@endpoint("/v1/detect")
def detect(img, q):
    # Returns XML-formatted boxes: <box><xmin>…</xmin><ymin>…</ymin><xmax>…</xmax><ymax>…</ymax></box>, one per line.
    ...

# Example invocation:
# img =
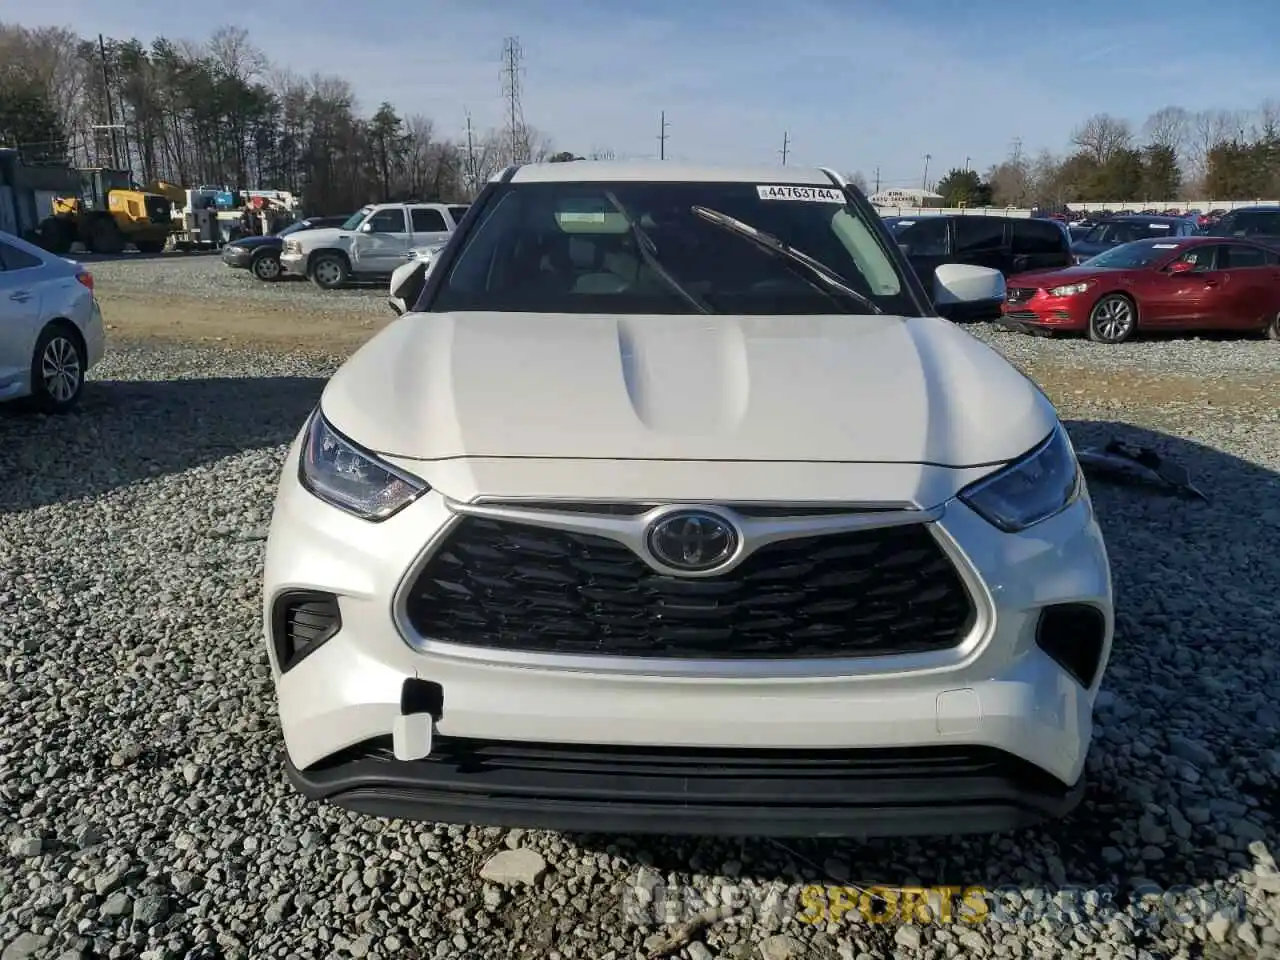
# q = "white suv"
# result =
<box><xmin>280</xmin><ymin>201</ymin><xmax>469</xmax><ymax>289</ymax></box>
<box><xmin>263</xmin><ymin>161</ymin><xmax>1113</xmax><ymax>838</ymax></box>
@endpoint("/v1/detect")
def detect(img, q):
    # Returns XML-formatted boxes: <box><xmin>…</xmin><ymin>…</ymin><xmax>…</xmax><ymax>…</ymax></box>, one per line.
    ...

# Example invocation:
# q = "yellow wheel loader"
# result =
<box><xmin>37</xmin><ymin>168</ymin><xmax>174</xmax><ymax>255</ymax></box>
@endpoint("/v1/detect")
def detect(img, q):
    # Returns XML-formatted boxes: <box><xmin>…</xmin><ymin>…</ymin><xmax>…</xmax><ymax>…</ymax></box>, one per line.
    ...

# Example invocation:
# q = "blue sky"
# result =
<box><xmin>4</xmin><ymin>0</ymin><xmax>1280</xmax><ymax>185</ymax></box>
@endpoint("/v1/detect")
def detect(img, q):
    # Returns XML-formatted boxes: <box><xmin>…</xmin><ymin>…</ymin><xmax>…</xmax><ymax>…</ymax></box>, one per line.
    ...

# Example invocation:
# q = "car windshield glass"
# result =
<box><xmin>341</xmin><ymin>207</ymin><xmax>373</xmax><ymax>231</ymax></box>
<box><xmin>277</xmin><ymin>220</ymin><xmax>308</xmax><ymax>237</ymax></box>
<box><xmin>431</xmin><ymin>181</ymin><xmax>913</xmax><ymax>316</ymax></box>
<box><xmin>1084</xmin><ymin>240</ymin><xmax>1178</xmax><ymax>269</ymax></box>
<box><xmin>1092</xmin><ymin>220</ymin><xmax>1176</xmax><ymax>244</ymax></box>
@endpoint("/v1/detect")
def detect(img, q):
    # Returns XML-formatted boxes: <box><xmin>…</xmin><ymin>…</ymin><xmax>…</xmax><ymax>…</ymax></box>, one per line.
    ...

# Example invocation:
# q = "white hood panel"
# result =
<box><xmin>320</xmin><ymin>312</ymin><xmax>1056</xmax><ymax>467</ymax></box>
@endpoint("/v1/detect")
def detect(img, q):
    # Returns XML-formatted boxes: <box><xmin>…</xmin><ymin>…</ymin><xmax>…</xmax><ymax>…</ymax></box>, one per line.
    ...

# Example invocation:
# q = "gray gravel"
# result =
<box><xmin>1</xmin><ymin>336</ymin><xmax>1278</xmax><ymax>960</ymax></box>
<box><xmin>968</xmin><ymin>321</ymin><xmax>1280</xmax><ymax>379</ymax></box>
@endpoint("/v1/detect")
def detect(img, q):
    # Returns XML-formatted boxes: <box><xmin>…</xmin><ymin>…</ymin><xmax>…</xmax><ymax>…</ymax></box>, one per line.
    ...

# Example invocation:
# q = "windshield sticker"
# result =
<box><xmin>897</xmin><ymin>220</ymin><xmax>916</xmax><ymax>226</ymax></box>
<box><xmin>1152</xmin><ymin>243</ymin><xmax>1179</xmax><ymax>248</ymax></box>
<box><xmin>757</xmin><ymin>185</ymin><xmax>845</xmax><ymax>203</ymax></box>
<box><xmin>1149</xmin><ymin>223</ymin><xmax>1171</xmax><ymax>229</ymax></box>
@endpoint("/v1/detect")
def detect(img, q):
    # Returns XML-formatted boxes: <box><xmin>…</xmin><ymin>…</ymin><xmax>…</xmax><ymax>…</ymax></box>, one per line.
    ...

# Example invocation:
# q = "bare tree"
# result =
<box><xmin>1189</xmin><ymin>108</ymin><xmax>1236</xmax><ymax>175</ymax></box>
<box><xmin>1072</xmin><ymin>113</ymin><xmax>1133</xmax><ymax>164</ymax></box>
<box><xmin>207</xmin><ymin>26</ymin><xmax>267</xmax><ymax>81</ymax></box>
<box><xmin>1142</xmin><ymin>106</ymin><xmax>1189</xmax><ymax>151</ymax></box>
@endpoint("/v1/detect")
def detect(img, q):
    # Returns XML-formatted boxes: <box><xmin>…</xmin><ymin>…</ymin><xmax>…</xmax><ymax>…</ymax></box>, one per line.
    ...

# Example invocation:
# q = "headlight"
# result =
<box><xmin>1049</xmin><ymin>281</ymin><xmax>1091</xmax><ymax>297</ymax></box>
<box><xmin>959</xmin><ymin>426</ymin><xmax>1081</xmax><ymax>532</ymax></box>
<box><xmin>298</xmin><ymin>411</ymin><xmax>428</xmax><ymax>521</ymax></box>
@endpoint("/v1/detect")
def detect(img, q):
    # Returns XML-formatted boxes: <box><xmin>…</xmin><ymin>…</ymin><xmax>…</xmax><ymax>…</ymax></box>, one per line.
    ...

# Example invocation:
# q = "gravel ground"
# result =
<box><xmin>1</xmin><ymin>330</ymin><xmax>1278</xmax><ymax>960</ymax></box>
<box><xmin>82</xmin><ymin>252</ymin><xmax>388</xmax><ymax>318</ymax></box>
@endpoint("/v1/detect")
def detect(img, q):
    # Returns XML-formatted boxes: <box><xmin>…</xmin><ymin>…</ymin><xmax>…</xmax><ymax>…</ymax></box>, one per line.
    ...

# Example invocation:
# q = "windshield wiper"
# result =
<box><xmin>602</xmin><ymin>191</ymin><xmax>711</xmax><ymax>314</ymax></box>
<box><xmin>690</xmin><ymin>205</ymin><xmax>884</xmax><ymax>315</ymax></box>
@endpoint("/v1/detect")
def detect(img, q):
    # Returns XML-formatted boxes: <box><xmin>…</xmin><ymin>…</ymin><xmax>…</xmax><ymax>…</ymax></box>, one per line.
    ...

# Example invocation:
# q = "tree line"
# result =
<box><xmin>0</xmin><ymin>23</ymin><xmax>592</xmax><ymax>215</ymax></box>
<box><xmin>932</xmin><ymin>105</ymin><xmax>1280</xmax><ymax>209</ymax></box>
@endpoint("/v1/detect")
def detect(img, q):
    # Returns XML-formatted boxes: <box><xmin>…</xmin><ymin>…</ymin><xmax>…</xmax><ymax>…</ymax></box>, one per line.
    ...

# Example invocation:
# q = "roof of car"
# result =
<box><xmin>502</xmin><ymin>160</ymin><xmax>839</xmax><ymax>186</ymax></box>
<box><xmin>1108</xmin><ymin>214</ymin><xmax>1186</xmax><ymax>222</ymax></box>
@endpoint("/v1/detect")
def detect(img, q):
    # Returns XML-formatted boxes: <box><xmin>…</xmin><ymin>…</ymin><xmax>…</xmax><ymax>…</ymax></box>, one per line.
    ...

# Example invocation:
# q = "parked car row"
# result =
<box><xmin>220</xmin><ymin>202</ymin><xmax>469</xmax><ymax>290</ymax></box>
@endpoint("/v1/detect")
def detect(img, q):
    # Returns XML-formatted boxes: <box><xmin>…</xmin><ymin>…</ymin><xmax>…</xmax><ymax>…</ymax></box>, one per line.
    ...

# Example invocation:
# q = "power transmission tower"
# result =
<box><xmin>500</xmin><ymin>37</ymin><xmax>525</xmax><ymax>163</ymax></box>
<box><xmin>1011</xmin><ymin>137</ymin><xmax>1024</xmax><ymax>165</ymax></box>
<box><xmin>658</xmin><ymin>111</ymin><xmax>670</xmax><ymax>160</ymax></box>
<box><xmin>874</xmin><ymin>166</ymin><xmax>881</xmax><ymax>194</ymax></box>
<box><xmin>780</xmin><ymin>132</ymin><xmax>790</xmax><ymax>166</ymax></box>
<box><xmin>921</xmin><ymin>153</ymin><xmax>932</xmax><ymax>191</ymax></box>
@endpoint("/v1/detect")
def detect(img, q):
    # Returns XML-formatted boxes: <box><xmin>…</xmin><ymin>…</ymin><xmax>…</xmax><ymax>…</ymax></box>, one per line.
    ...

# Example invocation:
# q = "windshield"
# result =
<box><xmin>277</xmin><ymin>220</ymin><xmax>310</xmax><ymax>237</ymax></box>
<box><xmin>341</xmin><ymin>206</ymin><xmax>373</xmax><ymax>231</ymax></box>
<box><xmin>431</xmin><ymin>181</ymin><xmax>914</xmax><ymax>316</ymax></box>
<box><xmin>1083</xmin><ymin>239</ymin><xmax>1180</xmax><ymax>269</ymax></box>
<box><xmin>1084</xmin><ymin>220</ymin><xmax>1176</xmax><ymax>245</ymax></box>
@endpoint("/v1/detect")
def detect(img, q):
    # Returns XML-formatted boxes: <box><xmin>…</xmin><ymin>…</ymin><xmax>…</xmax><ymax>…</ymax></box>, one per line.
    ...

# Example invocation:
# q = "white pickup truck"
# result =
<box><xmin>279</xmin><ymin>201</ymin><xmax>469</xmax><ymax>289</ymax></box>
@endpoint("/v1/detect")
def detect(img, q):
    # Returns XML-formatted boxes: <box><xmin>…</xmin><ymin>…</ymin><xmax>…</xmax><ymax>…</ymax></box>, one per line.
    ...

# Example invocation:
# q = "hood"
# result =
<box><xmin>320</xmin><ymin>313</ymin><xmax>1057</xmax><ymax>467</ymax></box>
<box><xmin>291</xmin><ymin>227</ymin><xmax>348</xmax><ymax>245</ymax></box>
<box><xmin>228</xmin><ymin>235</ymin><xmax>280</xmax><ymax>250</ymax></box>
<box><xmin>1008</xmin><ymin>265</ymin><xmax>1105</xmax><ymax>288</ymax></box>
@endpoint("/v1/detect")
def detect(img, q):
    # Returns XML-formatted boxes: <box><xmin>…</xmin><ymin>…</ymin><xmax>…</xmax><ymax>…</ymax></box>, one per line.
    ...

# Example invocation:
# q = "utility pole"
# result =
<box><xmin>658</xmin><ymin>111</ymin><xmax>670</xmax><ymax>160</ymax></box>
<box><xmin>921</xmin><ymin>153</ymin><xmax>932</xmax><ymax>191</ymax></box>
<box><xmin>964</xmin><ymin>156</ymin><xmax>971</xmax><ymax>173</ymax></box>
<box><xmin>97</xmin><ymin>33</ymin><xmax>119</xmax><ymax>169</ymax></box>
<box><xmin>501</xmin><ymin>37</ymin><xmax>525</xmax><ymax>164</ymax></box>
<box><xmin>464</xmin><ymin>110</ymin><xmax>477</xmax><ymax>196</ymax></box>
<box><xmin>874</xmin><ymin>166</ymin><xmax>881</xmax><ymax>194</ymax></box>
<box><xmin>779</xmin><ymin>131</ymin><xmax>790</xmax><ymax>166</ymax></box>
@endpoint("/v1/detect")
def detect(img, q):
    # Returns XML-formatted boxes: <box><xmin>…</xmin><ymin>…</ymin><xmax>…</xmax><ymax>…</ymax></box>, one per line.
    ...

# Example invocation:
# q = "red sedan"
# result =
<box><xmin>1000</xmin><ymin>236</ymin><xmax>1280</xmax><ymax>343</ymax></box>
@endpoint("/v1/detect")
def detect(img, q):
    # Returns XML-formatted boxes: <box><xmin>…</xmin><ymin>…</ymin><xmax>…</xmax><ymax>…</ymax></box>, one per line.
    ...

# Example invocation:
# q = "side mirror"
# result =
<box><xmin>388</xmin><ymin>259</ymin><xmax>428</xmax><ymax>316</ymax></box>
<box><xmin>1168</xmin><ymin>260</ymin><xmax>1194</xmax><ymax>274</ymax></box>
<box><xmin>360</xmin><ymin>222</ymin><xmax>377</xmax><ymax>234</ymax></box>
<box><xmin>933</xmin><ymin>263</ymin><xmax>1006</xmax><ymax>307</ymax></box>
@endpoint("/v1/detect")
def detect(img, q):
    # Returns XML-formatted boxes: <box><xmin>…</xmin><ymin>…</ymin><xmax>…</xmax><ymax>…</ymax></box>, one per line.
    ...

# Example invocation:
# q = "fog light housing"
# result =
<box><xmin>1035</xmin><ymin>603</ymin><xmax>1107</xmax><ymax>688</ymax></box>
<box><xmin>272</xmin><ymin>590</ymin><xmax>342</xmax><ymax>673</ymax></box>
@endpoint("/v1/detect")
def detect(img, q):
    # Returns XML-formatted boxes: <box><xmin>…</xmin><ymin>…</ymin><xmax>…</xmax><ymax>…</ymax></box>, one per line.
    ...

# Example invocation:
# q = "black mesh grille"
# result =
<box><xmin>1004</xmin><ymin>310</ymin><xmax>1041</xmax><ymax>322</ymax></box>
<box><xmin>403</xmin><ymin>517</ymin><xmax>975</xmax><ymax>659</ymax></box>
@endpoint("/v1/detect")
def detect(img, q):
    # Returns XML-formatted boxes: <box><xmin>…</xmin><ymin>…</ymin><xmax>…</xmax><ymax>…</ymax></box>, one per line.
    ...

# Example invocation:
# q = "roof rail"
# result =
<box><xmin>499</xmin><ymin>164</ymin><xmax>521</xmax><ymax>184</ymax></box>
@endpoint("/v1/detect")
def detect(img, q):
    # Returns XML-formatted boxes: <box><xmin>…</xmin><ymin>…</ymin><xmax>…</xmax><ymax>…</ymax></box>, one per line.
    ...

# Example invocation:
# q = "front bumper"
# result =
<box><xmin>280</xmin><ymin>251</ymin><xmax>307</xmax><ymax>278</ymax></box>
<box><xmin>221</xmin><ymin>246</ymin><xmax>253</xmax><ymax>269</ymax></box>
<box><xmin>265</xmin><ymin>439</ymin><xmax>1113</xmax><ymax>837</ymax></box>
<box><xmin>1000</xmin><ymin>296</ymin><xmax>1090</xmax><ymax>334</ymax></box>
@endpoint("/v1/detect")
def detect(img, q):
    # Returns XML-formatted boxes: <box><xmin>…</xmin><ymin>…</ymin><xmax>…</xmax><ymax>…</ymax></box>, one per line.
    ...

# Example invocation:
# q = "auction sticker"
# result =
<box><xmin>757</xmin><ymin>185</ymin><xmax>844</xmax><ymax>203</ymax></box>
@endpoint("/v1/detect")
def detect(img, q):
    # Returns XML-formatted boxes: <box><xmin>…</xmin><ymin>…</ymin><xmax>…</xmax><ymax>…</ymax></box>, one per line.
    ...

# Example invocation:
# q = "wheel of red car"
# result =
<box><xmin>1267</xmin><ymin>313</ymin><xmax>1280</xmax><ymax>341</ymax></box>
<box><xmin>1087</xmin><ymin>294</ymin><xmax>1137</xmax><ymax>344</ymax></box>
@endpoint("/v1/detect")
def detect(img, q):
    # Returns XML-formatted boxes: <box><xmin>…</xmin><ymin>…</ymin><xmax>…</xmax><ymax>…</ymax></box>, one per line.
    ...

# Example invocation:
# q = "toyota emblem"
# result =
<box><xmin>646</xmin><ymin>510</ymin><xmax>739</xmax><ymax>573</ymax></box>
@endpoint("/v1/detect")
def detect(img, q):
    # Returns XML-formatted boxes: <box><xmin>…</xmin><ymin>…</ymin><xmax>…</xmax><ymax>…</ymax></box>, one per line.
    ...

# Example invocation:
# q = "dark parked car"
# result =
<box><xmin>1070</xmin><ymin>215</ymin><xmax>1196</xmax><ymax>263</ymax></box>
<box><xmin>1199</xmin><ymin>206</ymin><xmax>1280</xmax><ymax>245</ymax></box>
<box><xmin>882</xmin><ymin>214</ymin><xmax>1071</xmax><ymax>320</ymax></box>
<box><xmin>221</xmin><ymin>215</ymin><xmax>349</xmax><ymax>281</ymax></box>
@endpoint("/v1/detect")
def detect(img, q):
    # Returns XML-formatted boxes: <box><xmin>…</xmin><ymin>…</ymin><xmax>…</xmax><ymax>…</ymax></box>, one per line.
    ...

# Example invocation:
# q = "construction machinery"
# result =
<box><xmin>36</xmin><ymin>168</ymin><xmax>174</xmax><ymax>254</ymax></box>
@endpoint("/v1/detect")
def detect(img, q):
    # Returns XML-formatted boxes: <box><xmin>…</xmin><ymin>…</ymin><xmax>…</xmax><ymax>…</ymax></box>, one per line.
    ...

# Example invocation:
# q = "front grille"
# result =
<box><xmin>1004</xmin><ymin>310</ymin><xmax>1041</xmax><ymax>322</ymax></box>
<box><xmin>1006</xmin><ymin>287</ymin><xmax>1036</xmax><ymax>304</ymax></box>
<box><xmin>403</xmin><ymin>517</ymin><xmax>975</xmax><ymax>660</ymax></box>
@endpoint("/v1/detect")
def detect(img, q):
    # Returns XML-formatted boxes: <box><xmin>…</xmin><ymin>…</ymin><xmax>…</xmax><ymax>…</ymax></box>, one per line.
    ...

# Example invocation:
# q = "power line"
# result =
<box><xmin>780</xmin><ymin>131</ymin><xmax>790</xmax><ymax>166</ymax></box>
<box><xmin>500</xmin><ymin>37</ymin><xmax>525</xmax><ymax>163</ymax></box>
<box><xmin>658</xmin><ymin>111</ymin><xmax>670</xmax><ymax>160</ymax></box>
